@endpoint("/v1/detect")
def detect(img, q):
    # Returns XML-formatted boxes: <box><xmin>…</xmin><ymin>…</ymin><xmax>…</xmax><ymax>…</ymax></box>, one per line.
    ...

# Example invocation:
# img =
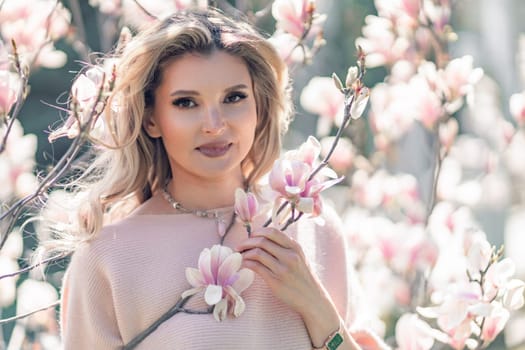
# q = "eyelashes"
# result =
<box><xmin>224</xmin><ymin>92</ymin><xmax>247</xmax><ymax>103</ymax></box>
<box><xmin>171</xmin><ymin>91</ymin><xmax>248</xmax><ymax>109</ymax></box>
<box><xmin>172</xmin><ymin>97</ymin><xmax>196</xmax><ymax>108</ymax></box>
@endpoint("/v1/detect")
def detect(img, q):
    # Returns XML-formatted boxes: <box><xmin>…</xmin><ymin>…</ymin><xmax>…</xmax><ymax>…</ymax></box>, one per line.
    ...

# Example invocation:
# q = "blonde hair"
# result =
<box><xmin>41</xmin><ymin>8</ymin><xmax>293</xmax><ymax>253</ymax></box>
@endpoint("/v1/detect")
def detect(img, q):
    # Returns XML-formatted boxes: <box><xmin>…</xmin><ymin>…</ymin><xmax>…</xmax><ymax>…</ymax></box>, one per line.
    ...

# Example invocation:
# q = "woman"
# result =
<box><xmin>52</xmin><ymin>8</ymin><xmax>386</xmax><ymax>350</ymax></box>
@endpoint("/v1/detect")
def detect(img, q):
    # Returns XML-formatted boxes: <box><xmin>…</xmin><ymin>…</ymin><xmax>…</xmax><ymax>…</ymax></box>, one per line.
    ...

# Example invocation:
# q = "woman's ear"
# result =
<box><xmin>143</xmin><ymin>112</ymin><xmax>162</xmax><ymax>138</ymax></box>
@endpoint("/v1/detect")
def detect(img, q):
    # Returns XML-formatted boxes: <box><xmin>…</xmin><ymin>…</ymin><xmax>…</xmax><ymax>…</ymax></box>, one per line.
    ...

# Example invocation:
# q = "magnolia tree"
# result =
<box><xmin>0</xmin><ymin>0</ymin><xmax>524</xmax><ymax>349</ymax></box>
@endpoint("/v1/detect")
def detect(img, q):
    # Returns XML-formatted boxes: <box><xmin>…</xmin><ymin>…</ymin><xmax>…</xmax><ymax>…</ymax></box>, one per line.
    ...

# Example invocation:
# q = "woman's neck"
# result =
<box><xmin>166</xmin><ymin>173</ymin><xmax>245</xmax><ymax>211</ymax></box>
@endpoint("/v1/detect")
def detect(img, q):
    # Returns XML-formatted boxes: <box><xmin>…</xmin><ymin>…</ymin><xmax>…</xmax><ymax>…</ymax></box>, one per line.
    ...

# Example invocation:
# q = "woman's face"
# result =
<box><xmin>146</xmin><ymin>51</ymin><xmax>257</xmax><ymax>185</ymax></box>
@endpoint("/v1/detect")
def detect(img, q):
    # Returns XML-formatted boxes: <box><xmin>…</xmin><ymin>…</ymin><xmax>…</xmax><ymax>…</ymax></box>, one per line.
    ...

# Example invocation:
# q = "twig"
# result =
<box><xmin>0</xmin><ymin>300</ymin><xmax>60</xmax><ymax>325</ymax></box>
<box><xmin>0</xmin><ymin>253</ymin><xmax>70</xmax><ymax>281</ymax></box>
<box><xmin>0</xmin><ymin>41</ymin><xmax>29</xmax><ymax>155</ymax></box>
<box><xmin>0</xmin><ymin>74</ymin><xmax>112</xmax><ymax>249</ymax></box>
<box><xmin>424</xmin><ymin>127</ymin><xmax>443</xmax><ymax>225</ymax></box>
<box><xmin>132</xmin><ymin>0</ymin><xmax>157</xmax><ymax>20</ymax></box>
<box><xmin>123</xmin><ymin>296</ymin><xmax>212</xmax><ymax>350</ymax></box>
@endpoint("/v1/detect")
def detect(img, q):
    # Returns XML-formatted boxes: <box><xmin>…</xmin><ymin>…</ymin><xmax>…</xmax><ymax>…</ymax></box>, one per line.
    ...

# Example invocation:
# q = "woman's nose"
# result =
<box><xmin>201</xmin><ymin>107</ymin><xmax>226</xmax><ymax>134</ymax></box>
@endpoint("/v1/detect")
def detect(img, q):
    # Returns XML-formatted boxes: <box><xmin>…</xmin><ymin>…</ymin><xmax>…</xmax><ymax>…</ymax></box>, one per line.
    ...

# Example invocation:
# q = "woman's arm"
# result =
<box><xmin>60</xmin><ymin>243</ymin><xmax>122</xmax><ymax>349</ymax></box>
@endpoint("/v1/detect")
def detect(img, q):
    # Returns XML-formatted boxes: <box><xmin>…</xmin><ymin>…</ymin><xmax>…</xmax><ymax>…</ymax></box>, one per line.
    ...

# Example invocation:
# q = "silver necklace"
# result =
<box><xmin>161</xmin><ymin>185</ymin><xmax>232</xmax><ymax>237</ymax></box>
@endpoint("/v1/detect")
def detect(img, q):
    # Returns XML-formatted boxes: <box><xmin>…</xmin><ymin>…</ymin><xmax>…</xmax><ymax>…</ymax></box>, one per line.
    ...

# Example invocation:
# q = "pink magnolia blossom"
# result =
<box><xmin>422</xmin><ymin>0</ymin><xmax>451</xmax><ymax>34</ymax></box>
<box><xmin>351</xmin><ymin>86</ymin><xmax>371</xmax><ymax>120</ymax></box>
<box><xmin>395</xmin><ymin>313</ymin><xmax>446</xmax><ymax>350</ymax></box>
<box><xmin>409</xmin><ymin>74</ymin><xmax>444</xmax><ymax>129</ymax></box>
<box><xmin>502</xmin><ymin>279</ymin><xmax>525</xmax><ymax>311</ymax></box>
<box><xmin>182</xmin><ymin>245</ymin><xmax>254</xmax><ymax>321</ymax></box>
<box><xmin>0</xmin><ymin>0</ymin><xmax>71</xmax><ymax>68</ymax></box>
<box><xmin>466</xmin><ymin>237</ymin><xmax>492</xmax><ymax>278</ymax></box>
<box><xmin>271</xmin><ymin>0</ymin><xmax>325</xmax><ymax>39</ymax></box>
<box><xmin>300</xmin><ymin>76</ymin><xmax>344</xmax><ymax>136</ymax></box>
<box><xmin>375</xmin><ymin>0</ymin><xmax>421</xmax><ymax>34</ymax></box>
<box><xmin>440</xmin><ymin>56</ymin><xmax>483</xmax><ymax>111</ymax></box>
<box><xmin>49</xmin><ymin>66</ymin><xmax>111</xmax><ymax>141</ymax></box>
<box><xmin>269</xmin><ymin>137</ymin><xmax>342</xmax><ymax>222</ymax></box>
<box><xmin>356</xmin><ymin>15</ymin><xmax>411</xmax><ymax>68</ymax></box>
<box><xmin>234</xmin><ymin>188</ymin><xmax>259</xmax><ymax>229</ymax></box>
<box><xmin>479</xmin><ymin>304</ymin><xmax>510</xmax><ymax>343</ymax></box>
<box><xmin>0</xmin><ymin>70</ymin><xmax>20</xmax><ymax>117</ymax></box>
<box><xmin>484</xmin><ymin>258</ymin><xmax>522</xmax><ymax>302</ymax></box>
<box><xmin>268</xmin><ymin>32</ymin><xmax>306</xmax><ymax>64</ymax></box>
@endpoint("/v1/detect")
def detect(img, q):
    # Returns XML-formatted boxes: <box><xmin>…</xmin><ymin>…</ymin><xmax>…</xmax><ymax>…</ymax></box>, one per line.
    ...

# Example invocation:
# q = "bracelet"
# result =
<box><xmin>311</xmin><ymin>320</ymin><xmax>344</xmax><ymax>350</ymax></box>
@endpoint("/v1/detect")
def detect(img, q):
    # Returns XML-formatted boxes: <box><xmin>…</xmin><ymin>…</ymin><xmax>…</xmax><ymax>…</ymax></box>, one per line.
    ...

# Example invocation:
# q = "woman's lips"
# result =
<box><xmin>196</xmin><ymin>143</ymin><xmax>232</xmax><ymax>157</ymax></box>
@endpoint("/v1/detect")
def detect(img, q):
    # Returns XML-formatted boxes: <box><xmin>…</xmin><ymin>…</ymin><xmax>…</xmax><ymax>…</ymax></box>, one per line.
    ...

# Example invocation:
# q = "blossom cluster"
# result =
<box><xmin>0</xmin><ymin>0</ymin><xmax>71</xmax><ymax>68</ymax></box>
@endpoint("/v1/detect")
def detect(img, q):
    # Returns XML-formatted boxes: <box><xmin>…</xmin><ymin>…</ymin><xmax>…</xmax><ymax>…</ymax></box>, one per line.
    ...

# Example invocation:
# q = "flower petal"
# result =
<box><xmin>185</xmin><ymin>267</ymin><xmax>204</xmax><ymax>287</ymax></box>
<box><xmin>198</xmin><ymin>247</ymin><xmax>213</xmax><ymax>284</ymax></box>
<box><xmin>232</xmin><ymin>268</ymin><xmax>255</xmax><ymax>293</ymax></box>
<box><xmin>217</xmin><ymin>252</ymin><xmax>242</xmax><ymax>286</ymax></box>
<box><xmin>503</xmin><ymin>279</ymin><xmax>525</xmax><ymax>310</ymax></box>
<box><xmin>204</xmin><ymin>284</ymin><xmax>223</xmax><ymax>305</ymax></box>
<box><xmin>181</xmin><ymin>287</ymin><xmax>202</xmax><ymax>299</ymax></box>
<box><xmin>225</xmin><ymin>285</ymin><xmax>246</xmax><ymax>317</ymax></box>
<box><xmin>213</xmin><ymin>298</ymin><xmax>228</xmax><ymax>322</ymax></box>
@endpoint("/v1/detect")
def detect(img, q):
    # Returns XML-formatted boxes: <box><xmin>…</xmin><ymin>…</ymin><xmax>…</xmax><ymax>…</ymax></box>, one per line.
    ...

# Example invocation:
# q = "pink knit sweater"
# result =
<box><xmin>60</xmin><ymin>195</ymin><xmax>382</xmax><ymax>349</ymax></box>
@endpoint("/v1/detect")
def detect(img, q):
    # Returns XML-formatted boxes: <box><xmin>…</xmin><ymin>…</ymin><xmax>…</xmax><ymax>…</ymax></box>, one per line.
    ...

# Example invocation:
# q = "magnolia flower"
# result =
<box><xmin>440</xmin><ymin>55</ymin><xmax>483</xmax><ymax>111</ymax></box>
<box><xmin>300</xmin><ymin>76</ymin><xmax>345</xmax><ymax>136</ymax></box>
<box><xmin>466</xmin><ymin>237</ymin><xmax>492</xmax><ymax>278</ymax></box>
<box><xmin>0</xmin><ymin>0</ymin><xmax>71</xmax><ymax>68</ymax></box>
<box><xmin>395</xmin><ymin>313</ymin><xmax>447</xmax><ymax>350</ymax></box>
<box><xmin>49</xmin><ymin>65</ymin><xmax>111</xmax><ymax>141</ymax></box>
<box><xmin>271</xmin><ymin>0</ymin><xmax>325</xmax><ymax>40</ymax></box>
<box><xmin>182</xmin><ymin>245</ymin><xmax>254</xmax><ymax>321</ymax></box>
<box><xmin>351</xmin><ymin>86</ymin><xmax>370</xmax><ymax>120</ymax></box>
<box><xmin>0</xmin><ymin>70</ymin><xmax>20</xmax><ymax>118</ymax></box>
<box><xmin>269</xmin><ymin>137</ymin><xmax>342</xmax><ymax>223</ymax></box>
<box><xmin>268</xmin><ymin>32</ymin><xmax>306</xmax><ymax>64</ymax></box>
<box><xmin>234</xmin><ymin>188</ymin><xmax>259</xmax><ymax>233</ymax></box>
<box><xmin>355</xmin><ymin>15</ymin><xmax>411</xmax><ymax>68</ymax></box>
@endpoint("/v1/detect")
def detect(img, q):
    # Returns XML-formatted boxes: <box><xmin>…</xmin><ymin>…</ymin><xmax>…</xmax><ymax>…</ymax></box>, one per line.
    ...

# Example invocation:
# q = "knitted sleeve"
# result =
<box><xmin>60</xmin><ymin>241</ymin><xmax>123</xmax><ymax>349</ymax></box>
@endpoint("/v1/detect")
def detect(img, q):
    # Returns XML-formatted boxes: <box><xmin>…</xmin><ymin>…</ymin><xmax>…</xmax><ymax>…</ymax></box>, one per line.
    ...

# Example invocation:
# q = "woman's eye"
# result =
<box><xmin>172</xmin><ymin>98</ymin><xmax>196</xmax><ymax>108</ymax></box>
<box><xmin>224</xmin><ymin>92</ymin><xmax>247</xmax><ymax>104</ymax></box>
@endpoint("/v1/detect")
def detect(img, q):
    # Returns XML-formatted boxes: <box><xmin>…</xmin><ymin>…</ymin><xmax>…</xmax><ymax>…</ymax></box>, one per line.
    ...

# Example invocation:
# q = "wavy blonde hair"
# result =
<box><xmin>40</xmin><ymin>8</ymin><xmax>293</xmax><ymax>254</ymax></box>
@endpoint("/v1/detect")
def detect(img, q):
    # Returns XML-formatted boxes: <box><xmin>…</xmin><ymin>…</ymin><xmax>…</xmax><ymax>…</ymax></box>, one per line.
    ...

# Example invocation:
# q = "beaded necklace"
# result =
<box><xmin>161</xmin><ymin>185</ymin><xmax>235</xmax><ymax>238</ymax></box>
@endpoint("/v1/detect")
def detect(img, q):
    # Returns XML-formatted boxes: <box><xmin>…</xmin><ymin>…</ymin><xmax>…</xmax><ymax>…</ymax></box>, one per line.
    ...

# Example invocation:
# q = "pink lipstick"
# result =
<box><xmin>197</xmin><ymin>143</ymin><xmax>232</xmax><ymax>157</ymax></box>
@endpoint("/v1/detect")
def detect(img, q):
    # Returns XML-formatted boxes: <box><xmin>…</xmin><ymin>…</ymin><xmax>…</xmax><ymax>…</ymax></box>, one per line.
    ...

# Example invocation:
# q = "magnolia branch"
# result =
<box><xmin>263</xmin><ymin>49</ymin><xmax>367</xmax><ymax>229</ymax></box>
<box><xmin>0</xmin><ymin>74</ymin><xmax>112</xmax><ymax>249</ymax></box>
<box><xmin>0</xmin><ymin>300</ymin><xmax>60</xmax><ymax>325</ymax></box>
<box><xmin>0</xmin><ymin>41</ymin><xmax>28</xmax><ymax>155</ymax></box>
<box><xmin>123</xmin><ymin>296</ymin><xmax>212</xmax><ymax>350</ymax></box>
<box><xmin>0</xmin><ymin>253</ymin><xmax>70</xmax><ymax>281</ymax></box>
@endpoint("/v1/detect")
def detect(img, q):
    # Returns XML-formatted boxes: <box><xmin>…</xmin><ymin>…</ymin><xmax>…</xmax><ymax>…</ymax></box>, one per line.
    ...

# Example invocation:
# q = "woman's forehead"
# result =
<box><xmin>158</xmin><ymin>51</ymin><xmax>253</xmax><ymax>92</ymax></box>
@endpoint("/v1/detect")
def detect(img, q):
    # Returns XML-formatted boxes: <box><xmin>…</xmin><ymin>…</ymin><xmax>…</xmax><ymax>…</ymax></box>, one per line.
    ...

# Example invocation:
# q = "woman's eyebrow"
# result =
<box><xmin>224</xmin><ymin>84</ymin><xmax>249</xmax><ymax>92</ymax></box>
<box><xmin>170</xmin><ymin>84</ymin><xmax>250</xmax><ymax>96</ymax></box>
<box><xmin>170</xmin><ymin>90</ymin><xmax>199</xmax><ymax>97</ymax></box>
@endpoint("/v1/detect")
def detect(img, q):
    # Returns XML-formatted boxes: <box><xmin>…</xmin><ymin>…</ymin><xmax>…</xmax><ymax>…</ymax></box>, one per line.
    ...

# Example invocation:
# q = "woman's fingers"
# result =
<box><xmin>236</xmin><ymin>227</ymin><xmax>302</xmax><ymax>256</ymax></box>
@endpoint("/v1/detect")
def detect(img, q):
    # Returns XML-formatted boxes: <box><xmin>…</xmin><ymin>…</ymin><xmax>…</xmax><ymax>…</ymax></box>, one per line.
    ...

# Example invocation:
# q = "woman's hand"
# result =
<box><xmin>235</xmin><ymin>227</ymin><xmax>346</xmax><ymax>348</ymax></box>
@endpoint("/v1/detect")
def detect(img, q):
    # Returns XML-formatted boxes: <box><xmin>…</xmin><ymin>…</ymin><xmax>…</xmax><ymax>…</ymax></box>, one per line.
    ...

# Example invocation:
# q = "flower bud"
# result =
<box><xmin>345</xmin><ymin>66</ymin><xmax>359</xmax><ymax>88</ymax></box>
